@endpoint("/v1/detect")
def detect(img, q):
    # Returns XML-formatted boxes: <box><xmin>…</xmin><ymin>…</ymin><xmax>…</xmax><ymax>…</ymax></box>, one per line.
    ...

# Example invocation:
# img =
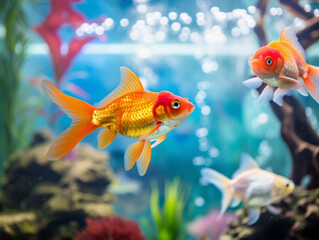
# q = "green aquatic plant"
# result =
<box><xmin>142</xmin><ymin>178</ymin><xmax>189</xmax><ymax>240</ymax></box>
<box><xmin>0</xmin><ymin>0</ymin><xmax>30</xmax><ymax>162</ymax></box>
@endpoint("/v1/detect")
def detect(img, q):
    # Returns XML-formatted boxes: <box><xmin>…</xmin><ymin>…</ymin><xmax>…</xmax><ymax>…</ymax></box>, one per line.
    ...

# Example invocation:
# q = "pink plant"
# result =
<box><xmin>188</xmin><ymin>210</ymin><xmax>237</xmax><ymax>240</ymax></box>
<box><xmin>33</xmin><ymin>0</ymin><xmax>101</xmax><ymax>84</ymax></box>
<box><xmin>74</xmin><ymin>216</ymin><xmax>146</xmax><ymax>240</ymax></box>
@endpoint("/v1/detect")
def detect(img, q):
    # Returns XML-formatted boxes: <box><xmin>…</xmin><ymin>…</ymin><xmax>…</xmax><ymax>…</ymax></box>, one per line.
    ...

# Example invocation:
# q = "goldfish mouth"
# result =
<box><xmin>248</xmin><ymin>57</ymin><xmax>253</xmax><ymax>66</ymax></box>
<box><xmin>188</xmin><ymin>105</ymin><xmax>195</xmax><ymax>113</ymax></box>
<box><xmin>250</xmin><ymin>59</ymin><xmax>260</xmax><ymax>73</ymax></box>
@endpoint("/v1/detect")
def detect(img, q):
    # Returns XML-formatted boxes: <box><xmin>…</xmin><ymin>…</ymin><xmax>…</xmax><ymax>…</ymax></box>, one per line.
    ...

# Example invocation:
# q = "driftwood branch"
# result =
<box><xmin>254</xmin><ymin>0</ymin><xmax>319</xmax><ymax>188</ymax></box>
<box><xmin>297</xmin><ymin>17</ymin><xmax>319</xmax><ymax>49</ymax></box>
<box><xmin>253</xmin><ymin>0</ymin><xmax>270</xmax><ymax>46</ymax></box>
<box><xmin>279</xmin><ymin>0</ymin><xmax>314</xmax><ymax>20</ymax></box>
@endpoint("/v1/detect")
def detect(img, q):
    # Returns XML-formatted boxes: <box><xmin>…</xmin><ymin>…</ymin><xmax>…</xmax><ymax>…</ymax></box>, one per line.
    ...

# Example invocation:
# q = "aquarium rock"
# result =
<box><xmin>0</xmin><ymin>130</ymin><xmax>115</xmax><ymax>240</ymax></box>
<box><xmin>220</xmin><ymin>187</ymin><xmax>319</xmax><ymax>240</ymax></box>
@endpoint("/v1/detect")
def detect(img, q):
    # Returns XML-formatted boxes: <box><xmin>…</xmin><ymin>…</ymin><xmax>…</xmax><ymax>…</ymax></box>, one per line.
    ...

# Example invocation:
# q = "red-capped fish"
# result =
<box><xmin>42</xmin><ymin>67</ymin><xmax>194</xmax><ymax>176</ymax></box>
<box><xmin>244</xmin><ymin>27</ymin><xmax>319</xmax><ymax>105</ymax></box>
<box><xmin>201</xmin><ymin>154</ymin><xmax>295</xmax><ymax>225</ymax></box>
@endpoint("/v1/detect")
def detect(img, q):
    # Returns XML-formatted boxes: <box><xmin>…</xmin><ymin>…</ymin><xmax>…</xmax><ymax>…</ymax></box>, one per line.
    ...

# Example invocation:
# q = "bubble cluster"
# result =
<box><xmin>76</xmin><ymin>18</ymin><xmax>114</xmax><ymax>37</ymax></box>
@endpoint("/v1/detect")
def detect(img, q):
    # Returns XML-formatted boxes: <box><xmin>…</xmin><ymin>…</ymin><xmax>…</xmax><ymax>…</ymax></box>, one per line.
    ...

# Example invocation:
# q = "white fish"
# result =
<box><xmin>201</xmin><ymin>154</ymin><xmax>295</xmax><ymax>225</ymax></box>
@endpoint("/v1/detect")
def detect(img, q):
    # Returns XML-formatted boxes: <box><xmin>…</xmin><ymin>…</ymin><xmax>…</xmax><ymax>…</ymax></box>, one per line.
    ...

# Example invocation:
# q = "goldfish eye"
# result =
<box><xmin>285</xmin><ymin>183</ymin><xmax>289</xmax><ymax>188</ymax></box>
<box><xmin>171</xmin><ymin>100</ymin><xmax>181</xmax><ymax>109</ymax></box>
<box><xmin>266</xmin><ymin>57</ymin><xmax>272</xmax><ymax>66</ymax></box>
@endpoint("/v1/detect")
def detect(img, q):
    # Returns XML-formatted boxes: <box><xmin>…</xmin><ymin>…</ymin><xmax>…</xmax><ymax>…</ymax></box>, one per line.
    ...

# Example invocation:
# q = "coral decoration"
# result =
<box><xmin>188</xmin><ymin>210</ymin><xmax>236</xmax><ymax>240</ymax></box>
<box><xmin>34</xmin><ymin>25</ymin><xmax>94</xmax><ymax>83</ymax></box>
<box><xmin>41</xmin><ymin>0</ymin><xmax>84</xmax><ymax>28</ymax></box>
<box><xmin>33</xmin><ymin>0</ymin><xmax>103</xmax><ymax>84</ymax></box>
<box><xmin>74</xmin><ymin>216</ymin><xmax>146</xmax><ymax>240</ymax></box>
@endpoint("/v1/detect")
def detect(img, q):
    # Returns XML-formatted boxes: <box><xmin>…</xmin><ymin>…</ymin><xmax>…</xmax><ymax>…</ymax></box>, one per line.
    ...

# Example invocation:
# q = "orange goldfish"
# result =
<box><xmin>244</xmin><ymin>27</ymin><xmax>319</xmax><ymax>105</ymax></box>
<box><xmin>201</xmin><ymin>154</ymin><xmax>295</xmax><ymax>225</ymax></box>
<box><xmin>42</xmin><ymin>67</ymin><xmax>194</xmax><ymax>176</ymax></box>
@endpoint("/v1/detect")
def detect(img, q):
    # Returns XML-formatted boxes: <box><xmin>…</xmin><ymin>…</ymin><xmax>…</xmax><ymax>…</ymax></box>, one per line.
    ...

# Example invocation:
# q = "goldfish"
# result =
<box><xmin>201</xmin><ymin>154</ymin><xmax>295</xmax><ymax>225</ymax></box>
<box><xmin>243</xmin><ymin>27</ymin><xmax>319</xmax><ymax>106</ymax></box>
<box><xmin>42</xmin><ymin>67</ymin><xmax>194</xmax><ymax>176</ymax></box>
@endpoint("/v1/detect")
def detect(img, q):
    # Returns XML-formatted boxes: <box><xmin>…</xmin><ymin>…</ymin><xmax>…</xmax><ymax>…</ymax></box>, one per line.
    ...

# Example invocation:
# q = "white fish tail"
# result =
<box><xmin>201</xmin><ymin>168</ymin><xmax>233</xmax><ymax>218</ymax></box>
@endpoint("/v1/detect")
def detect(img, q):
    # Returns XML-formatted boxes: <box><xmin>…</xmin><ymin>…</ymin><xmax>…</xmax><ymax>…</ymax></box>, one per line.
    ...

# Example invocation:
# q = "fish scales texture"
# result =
<box><xmin>269</xmin><ymin>41</ymin><xmax>305</xmax><ymax>78</ymax></box>
<box><xmin>282</xmin><ymin>59</ymin><xmax>298</xmax><ymax>79</ymax></box>
<box><xmin>92</xmin><ymin>92</ymin><xmax>158</xmax><ymax>139</ymax></box>
<box><xmin>232</xmin><ymin>170</ymin><xmax>275</xmax><ymax>206</ymax></box>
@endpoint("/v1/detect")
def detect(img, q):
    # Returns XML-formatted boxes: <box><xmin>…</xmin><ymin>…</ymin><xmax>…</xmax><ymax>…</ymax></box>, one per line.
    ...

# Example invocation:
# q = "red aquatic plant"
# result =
<box><xmin>74</xmin><ymin>216</ymin><xmax>146</xmax><ymax>240</ymax></box>
<box><xmin>33</xmin><ymin>0</ymin><xmax>104</xmax><ymax>85</ymax></box>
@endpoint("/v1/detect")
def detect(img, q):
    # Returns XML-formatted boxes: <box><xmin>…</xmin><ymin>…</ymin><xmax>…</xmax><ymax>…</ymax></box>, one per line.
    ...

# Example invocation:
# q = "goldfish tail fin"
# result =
<box><xmin>42</xmin><ymin>80</ymin><xmax>98</xmax><ymax>160</ymax></box>
<box><xmin>124</xmin><ymin>140</ymin><xmax>152</xmax><ymax>176</ymax></box>
<box><xmin>201</xmin><ymin>168</ymin><xmax>232</xmax><ymax>218</ymax></box>
<box><xmin>304</xmin><ymin>65</ymin><xmax>319</xmax><ymax>103</ymax></box>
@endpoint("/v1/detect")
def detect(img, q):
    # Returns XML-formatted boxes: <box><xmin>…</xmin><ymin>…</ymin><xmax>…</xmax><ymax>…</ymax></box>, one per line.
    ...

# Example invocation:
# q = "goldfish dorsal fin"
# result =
<box><xmin>99</xmin><ymin>67</ymin><xmax>145</xmax><ymax>107</ymax></box>
<box><xmin>232</xmin><ymin>153</ymin><xmax>259</xmax><ymax>178</ymax></box>
<box><xmin>280</xmin><ymin>27</ymin><xmax>306</xmax><ymax>60</ymax></box>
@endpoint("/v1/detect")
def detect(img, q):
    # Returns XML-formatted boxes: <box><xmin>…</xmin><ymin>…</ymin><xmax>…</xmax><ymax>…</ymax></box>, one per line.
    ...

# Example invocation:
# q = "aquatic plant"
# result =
<box><xmin>33</xmin><ymin>0</ymin><xmax>100</xmax><ymax>85</ymax></box>
<box><xmin>252</xmin><ymin>0</ymin><xmax>319</xmax><ymax>189</ymax></box>
<box><xmin>188</xmin><ymin>210</ymin><xmax>236</xmax><ymax>240</ymax></box>
<box><xmin>142</xmin><ymin>178</ymin><xmax>189</xmax><ymax>240</ymax></box>
<box><xmin>0</xmin><ymin>0</ymin><xmax>30</xmax><ymax>162</ymax></box>
<box><xmin>74</xmin><ymin>215</ymin><xmax>145</xmax><ymax>240</ymax></box>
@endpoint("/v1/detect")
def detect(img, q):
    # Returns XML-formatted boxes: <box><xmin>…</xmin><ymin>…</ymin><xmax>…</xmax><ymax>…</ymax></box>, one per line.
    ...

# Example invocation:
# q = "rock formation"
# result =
<box><xmin>0</xmin><ymin>130</ymin><xmax>115</xmax><ymax>240</ymax></box>
<box><xmin>220</xmin><ymin>187</ymin><xmax>319</xmax><ymax>240</ymax></box>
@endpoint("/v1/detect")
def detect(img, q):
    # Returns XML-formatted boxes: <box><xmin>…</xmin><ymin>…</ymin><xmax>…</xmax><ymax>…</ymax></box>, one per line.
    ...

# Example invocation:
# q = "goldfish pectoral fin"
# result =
<box><xmin>278</xmin><ymin>75</ymin><xmax>302</xmax><ymax>89</ymax></box>
<box><xmin>267</xmin><ymin>205</ymin><xmax>280</xmax><ymax>215</ymax></box>
<box><xmin>124</xmin><ymin>141</ymin><xmax>145</xmax><ymax>171</ymax></box>
<box><xmin>243</xmin><ymin>77</ymin><xmax>263</xmax><ymax>89</ymax></box>
<box><xmin>200</xmin><ymin>168</ymin><xmax>232</xmax><ymax>219</ymax></box>
<box><xmin>98</xmin><ymin>128</ymin><xmax>117</xmax><ymax>149</ymax></box>
<box><xmin>247</xmin><ymin>207</ymin><xmax>261</xmax><ymax>225</ymax></box>
<box><xmin>296</xmin><ymin>78</ymin><xmax>308</xmax><ymax>96</ymax></box>
<box><xmin>151</xmin><ymin>134</ymin><xmax>166</xmax><ymax>148</ymax></box>
<box><xmin>279</xmin><ymin>27</ymin><xmax>306</xmax><ymax>59</ymax></box>
<box><xmin>273</xmin><ymin>88</ymin><xmax>294</xmax><ymax>106</ymax></box>
<box><xmin>136</xmin><ymin>140</ymin><xmax>151</xmax><ymax>176</ymax></box>
<box><xmin>98</xmin><ymin>67</ymin><xmax>144</xmax><ymax>107</ymax></box>
<box><xmin>230</xmin><ymin>196</ymin><xmax>241</xmax><ymax>208</ymax></box>
<box><xmin>139</xmin><ymin>122</ymin><xmax>162</xmax><ymax>141</ymax></box>
<box><xmin>303</xmin><ymin>65</ymin><xmax>319</xmax><ymax>103</ymax></box>
<box><xmin>258</xmin><ymin>85</ymin><xmax>274</xmax><ymax>104</ymax></box>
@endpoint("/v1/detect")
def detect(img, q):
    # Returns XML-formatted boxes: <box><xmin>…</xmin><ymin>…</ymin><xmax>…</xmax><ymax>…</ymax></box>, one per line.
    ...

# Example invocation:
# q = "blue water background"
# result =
<box><xmin>20</xmin><ymin>0</ymin><xmax>319</xmax><ymax>222</ymax></box>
